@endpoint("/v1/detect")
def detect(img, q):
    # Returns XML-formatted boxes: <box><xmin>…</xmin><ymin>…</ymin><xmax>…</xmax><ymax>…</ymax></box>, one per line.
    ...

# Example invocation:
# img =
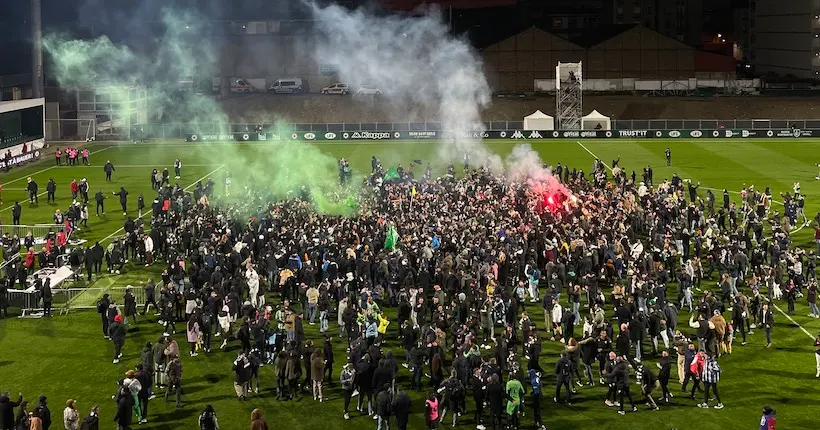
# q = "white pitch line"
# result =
<box><xmin>98</xmin><ymin>164</ymin><xmax>225</xmax><ymax>244</ymax></box>
<box><xmin>574</xmin><ymin>140</ymin><xmax>817</xmax><ymax>339</ymax></box>
<box><xmin>575</xmin><ymin>141</ymin><xmax>788</xmax><ymax>205</ymax></box>
<box><xmin>575</xmin><ymin>141</ymin><xmax>614</xmax><ymax>173</ymax></box>
<box><xmin>33</xmin><ymin>164</ymin><xmax>223</xmax><ymax>168</ymax></box>
<box><xmin>770</xmin><ymin>302</ymin><xmax>815</xmax><ymax>340</ymax></box>
<box><xmin>1</xmin><ymin>147</ymin><xmax>111</xmax><ymax>186</ymax></box>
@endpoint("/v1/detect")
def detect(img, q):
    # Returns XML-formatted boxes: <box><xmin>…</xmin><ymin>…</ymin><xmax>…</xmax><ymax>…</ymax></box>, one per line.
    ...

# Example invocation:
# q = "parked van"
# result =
<box><xmin>230</xmin><ymin>78</ymin><xmax>258</xmax><ymax>93</ymax></box>
<box><xmin>268</xmin><ymin>78</ymin><xmax>307</xmax><ymax>94</ymax></box>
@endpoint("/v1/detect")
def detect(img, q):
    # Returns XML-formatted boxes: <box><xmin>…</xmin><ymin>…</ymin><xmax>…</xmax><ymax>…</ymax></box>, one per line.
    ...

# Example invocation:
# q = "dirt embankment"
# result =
<box><xmin>218</xmin><ymin>93</ymin><xmax>820</xmax><ymax>123</ymax></box>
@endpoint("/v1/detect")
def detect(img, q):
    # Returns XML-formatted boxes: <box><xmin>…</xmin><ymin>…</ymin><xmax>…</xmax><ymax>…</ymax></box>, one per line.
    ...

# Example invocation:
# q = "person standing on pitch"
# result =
<box><xmin>12</xmin><ymin>202</ymin><xmax>21</xmax><ymax>225</ymax></box>
<box><xmin>665</xmin><ymin>148</ymin><xmax>671</xmax><ymax>166</ymax></box>
<box><xmin>113</xmin><ymin>187</ymin><xmax>128</xmax><ymax>215</ymax></box>
<box><xmin>95</xmin><ymin>189</ymin><xmax>105</xmax><ymax>216</ymax></box>
<box><xmin>174</xmin><ymin>159</ymin><xmax>181</xmax><ymax>180</ymax></box>
<box><xmin>46</xmin><ymin>179</ymin><xmax>56</xmax><ymax>204</ymax></box>
<box><xmin>104</xmin><ymin>160</ymin><xmax>115</xmax><ymax>182</ymax></box>
<box><xmin>26</xmin><ymin>177</ymin><xmax>38</xmax><ymax>204</ymax></box>
<box><xmin>109</xmin><ymin>314</ymin><xmax>127</xmax><ymax>364</ymax></box>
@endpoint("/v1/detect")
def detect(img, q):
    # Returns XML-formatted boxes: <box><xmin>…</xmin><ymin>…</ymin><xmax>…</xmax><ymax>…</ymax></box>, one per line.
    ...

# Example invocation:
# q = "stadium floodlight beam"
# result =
<box><xmin>555</xmin><ymin>62</ymin><xmax>583</xmax><ymax>130</ymax></box>
<box><xmin>31</xmin><ymin>0</ymin><xmax>44</xmax><ymax>99</ymax></box>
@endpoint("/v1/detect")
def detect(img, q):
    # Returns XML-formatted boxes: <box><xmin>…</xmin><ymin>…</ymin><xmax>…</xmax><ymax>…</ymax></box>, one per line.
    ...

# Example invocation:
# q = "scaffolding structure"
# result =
<box><xmin>555</xmin><ymin>62</ymin><xmax>583</xmax><ymax>130</ymax></box>
<box><xmin>74</xmin><ymin>85</ymin><xmax>148</xmax><ymax>139</ymax></box>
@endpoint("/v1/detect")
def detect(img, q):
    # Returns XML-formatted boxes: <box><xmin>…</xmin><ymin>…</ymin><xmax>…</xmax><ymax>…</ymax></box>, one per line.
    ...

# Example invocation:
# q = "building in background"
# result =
<box><xmin>602</xmin><ymin>0</ymin><xmax>704</xmax><ymax>47</ymax></box>
<box><xmin>750</xmin><ymin>0</ymin><xmax>820</xmax><ymax>79</ymax></box>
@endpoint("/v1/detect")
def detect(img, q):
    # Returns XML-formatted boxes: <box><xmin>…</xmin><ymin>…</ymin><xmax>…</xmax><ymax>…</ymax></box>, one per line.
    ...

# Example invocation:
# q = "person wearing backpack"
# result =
<box><xmin>529</xmin><ymin>369</ymin><xmax>546</xmax><ymax>430</ymax></box>
<box><xmin>554</xmin><ymin>352</ymin><xmax>573</xmax><ymax>405</ymax></box>
<box><xmin>198</xmin><ymin>405</ymin><xmax>218</xmax><ymax>430</ymax></box>
<box><xmin>77</xmin><ymin>405</ymin><xmax>98</xmax><ymax>430</ymax></box>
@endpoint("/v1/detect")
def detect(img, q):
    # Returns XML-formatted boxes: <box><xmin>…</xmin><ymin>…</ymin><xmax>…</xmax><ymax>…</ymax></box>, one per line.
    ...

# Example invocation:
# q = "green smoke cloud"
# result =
<box><xmin>43</xmin><ymin>4</ymin><xmax>360</xmax><ymax>215</ymax></box>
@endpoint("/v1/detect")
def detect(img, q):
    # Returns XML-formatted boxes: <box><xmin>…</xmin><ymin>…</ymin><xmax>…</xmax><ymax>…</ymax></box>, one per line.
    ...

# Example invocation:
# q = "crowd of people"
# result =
<box><xmin>2</xmin><ymin>149</ymin><xmax>809</xmax><ymax>430</ymax></box>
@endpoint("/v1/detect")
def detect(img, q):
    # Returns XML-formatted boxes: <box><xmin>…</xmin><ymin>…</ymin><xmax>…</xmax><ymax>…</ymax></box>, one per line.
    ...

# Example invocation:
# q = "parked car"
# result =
<box><xmin>356</xmin><ymin>84</ymin><xmax>382</xmax><ymax>95</ymax></box>
<box><xmin>269</xmin><ymin>78</ymin><xmax>307</xmax><ymax>94</ymax></box>
<box><xmin>230</xmin><ymin>78</ymin><xmax>258</xmax><ymax>93</ymax></box>
<box><xmin>321</xmin><ymin>83</ymin><xmax>349</xmax><ymax>95</ymax></box>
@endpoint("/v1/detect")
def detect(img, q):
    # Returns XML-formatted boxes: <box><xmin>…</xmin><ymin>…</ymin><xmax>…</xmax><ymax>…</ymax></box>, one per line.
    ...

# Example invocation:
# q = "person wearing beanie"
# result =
<box><xmin>34</xmin><ymin>396</ymin><xmax>50</xmax><ymax>430</ymax></box>
<box><xmin>108</xmin><ymin>315</ymin><xmax>126</xmax><ymax>364</ymax></box>
<box><xmin>760</xmin><ymin>405</ymin><xmax>776</xmax><ymax>430</ymax></box>
<box><xmin>123</xmin><ymin>370</ymin><xmax>143</xmax><ymax>423</ymax></box>
<box><xmin>62</xmin><ymin>399</ymin><xmax>78</xmax><ymax>430</ymax></box>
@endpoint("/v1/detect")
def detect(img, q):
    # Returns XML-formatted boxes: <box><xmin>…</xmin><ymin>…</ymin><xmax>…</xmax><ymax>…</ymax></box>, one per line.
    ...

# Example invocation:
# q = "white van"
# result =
<box><xmin>269</xmin><ymin>78</ymin><xmax>307</xmax><ymax>94</ymax></box>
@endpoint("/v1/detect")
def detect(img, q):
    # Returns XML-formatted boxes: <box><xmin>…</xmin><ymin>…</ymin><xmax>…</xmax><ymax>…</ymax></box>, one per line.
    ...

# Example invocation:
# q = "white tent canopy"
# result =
<box><xmin>523</xmin><ymin>110</ymin><xmax>555</xmax><ymax>131</ymax></box>
<box><xmin>581</xmin><ymin>110</ymin><xmax>611</xmax><ymax>130</ymax></box>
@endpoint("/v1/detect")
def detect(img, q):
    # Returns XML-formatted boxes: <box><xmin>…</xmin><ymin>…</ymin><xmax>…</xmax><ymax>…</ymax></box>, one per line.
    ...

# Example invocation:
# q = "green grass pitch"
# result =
<box><xmin>1</xmin><ymin>138</ymin><xmax>820</xmax><ymax>430</ymax></box>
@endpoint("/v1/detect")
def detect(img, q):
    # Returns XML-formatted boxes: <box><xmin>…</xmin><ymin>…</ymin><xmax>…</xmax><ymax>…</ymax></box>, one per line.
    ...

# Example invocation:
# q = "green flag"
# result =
<box><xmin>384</xmin><ymin>225</ymin><xmax>399</xmax><ymax>250</ymax></box>
<box><xmin>383</xmin><ymin>167</ymin><xmax>400</xmax><ymax>182</ymax></box>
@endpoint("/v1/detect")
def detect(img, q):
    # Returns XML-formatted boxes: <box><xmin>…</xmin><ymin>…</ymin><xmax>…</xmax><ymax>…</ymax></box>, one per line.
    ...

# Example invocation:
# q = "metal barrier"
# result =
<box><xmin>8</xmin><ymin>285</ymin><xmax>148</xmax><ymax>318</ymax></box>
<box><xmin>611</xmin><ymin>119</ymin><xmax>820</xmax><ymax>131</ymax></box>
<box><xmin>129</xmin><ymin>119</ymin><xmax>820</xmax><ymax>138</ymax></box>
<box><xmin>0</xmin><ymin>224</ymin><xmax>71</xmax><ymax>251</ymax></box>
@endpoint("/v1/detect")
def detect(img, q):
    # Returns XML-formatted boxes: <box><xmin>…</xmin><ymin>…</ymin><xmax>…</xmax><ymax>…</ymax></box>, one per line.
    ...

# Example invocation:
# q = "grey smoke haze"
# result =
<box><xmin>306</xmin><ymin>1</ymin><xmax>500</xmax><ymax>168</ymax></box>
<box><xmin>44</xmin><ymin>3</ymin><xmax>226</xmax><ymax>125</ymax></box>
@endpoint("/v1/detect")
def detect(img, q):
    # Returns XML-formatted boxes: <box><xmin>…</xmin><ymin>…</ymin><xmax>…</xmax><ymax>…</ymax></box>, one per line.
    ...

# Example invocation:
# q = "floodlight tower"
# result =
<box><xmin>31</xmin><ymin>0</ymin><xmax>44</xmax><ymax>98</ymax></box>
<box><xmin>555</xmin><ymin>62</ymin><xmax>583</xmax><ymax>130</ymax></box>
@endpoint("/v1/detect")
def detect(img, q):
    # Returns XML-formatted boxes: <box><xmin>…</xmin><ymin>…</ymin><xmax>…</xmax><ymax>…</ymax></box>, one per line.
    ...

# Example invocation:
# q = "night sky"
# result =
<box><xmin>0</xmin><ymin>0</ymin><xmax>742</xmax><ymax>77</ymax></box>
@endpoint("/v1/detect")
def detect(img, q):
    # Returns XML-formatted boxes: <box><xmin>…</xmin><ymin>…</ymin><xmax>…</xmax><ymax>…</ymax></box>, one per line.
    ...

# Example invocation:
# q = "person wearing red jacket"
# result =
<box><xmin>24</xmin><ymin>247</ymin><xmax>35</xmax><ymax>274</ymax></box>
<box><xmin>70</xmin><ymin>179</ymin><xmax>79</xmax><ymax>200</ymax></box>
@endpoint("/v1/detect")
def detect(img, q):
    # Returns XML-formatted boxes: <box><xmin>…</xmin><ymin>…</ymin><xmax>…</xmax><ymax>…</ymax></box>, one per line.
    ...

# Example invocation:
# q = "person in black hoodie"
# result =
<box><xmin>113</xmin><ymin>187</ymin><xmax>128</xmax><ymax>215</ymax></box>
<box><xmin>46</xmin><ymin>179</ymin><xmax>56</xmax><ymax>204</ymax></box>
<box><xmin>657</xmin><ymin>350</ymin><xmax>673</xmax><ymax>403</ymax></box>
<box><xmin>109</xmin><ymin>315</ymin><xmax>127</xmax><ymax>364</ymax></box>
<box><xmin>392</xmin><ymin>389</ymin><xmax>411</xmax><ymax>430</ymax></box>
<box><xmin>39</xmin><ymin>278</ymin><xmax>52</xmax><ymax>317</ymax></box>
<box><xmin>97</xmin><ymin>294</ymin><xmax>112</xmax><ymax>338</ymax></box>
<box><xmin>0</xmin><ymin>391</ymin><xmax>22</xmax><ymax>430</ymax></box>
<box><xmin>356</xmin><ymin>355</ymin><xmax>375</xmax><ymax>416</ymax></box>
<box><xmin>613</xmin><ymin>357</ymin><xmax>637</xmax><ymax>415</ymax></box>
<box><xmin>114</xmin><ymin>388</ymin><xmax>132</xmax><ymax>430</ymax></box>
<box><xmin>486</xmin><ymin>374</ymin><xmax>504</xmax><ymax>430</ymax></box>
<box><xmin>554</xmin><ymin>352</ymin><xmax>573</xmax><ymax>405</ymax></box>
<box><xmin>34</xmin><ymin>396</ymin><xmax>50</xmax><ymax>430</ymax></box>
<box><xmin>323</xmin><ymin>336</ymin><xmax>335</xmax><ymax>384</ymax></box>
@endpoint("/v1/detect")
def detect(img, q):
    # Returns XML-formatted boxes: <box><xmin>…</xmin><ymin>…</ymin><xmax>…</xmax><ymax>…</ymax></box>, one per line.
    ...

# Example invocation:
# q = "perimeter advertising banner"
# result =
<box><xmin>0</xmin><ymin>149</ymin><xmax>41</xmax><ymax>169</ymax></box>
<box><xmin>185</xmin><ymin>128</ymin><xmax>818</xmax><ymax>141</ymax></box>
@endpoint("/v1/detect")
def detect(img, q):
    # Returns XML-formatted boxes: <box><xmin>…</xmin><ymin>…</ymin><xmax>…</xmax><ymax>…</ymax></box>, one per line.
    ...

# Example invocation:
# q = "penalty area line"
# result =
<box><xmin>575</xmin><ymin>141</ymin><xmax>612</xmax><ymax>172</ymax></box>
<box><xmin>770</xmin><ymin>302</ymin><xmax>815</xmax><ymax>340</ymax></box>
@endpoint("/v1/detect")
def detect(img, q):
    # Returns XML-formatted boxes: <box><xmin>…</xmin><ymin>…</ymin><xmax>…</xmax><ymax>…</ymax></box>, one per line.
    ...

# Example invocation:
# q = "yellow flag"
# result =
<box><xmin>411</xmin><ymin>186</ymin><xmax>417</xmax><ymax>196</ymax></box>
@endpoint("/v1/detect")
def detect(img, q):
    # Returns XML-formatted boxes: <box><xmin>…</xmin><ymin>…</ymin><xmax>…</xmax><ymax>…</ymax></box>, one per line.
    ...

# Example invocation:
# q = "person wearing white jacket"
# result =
<box><xmin>123</xmin><ymin>370</ymin><xmax>143</xmax><ymax>422</ymax></box>
<box><xmin>144</xmin><ymin>235</ymin><xmax>154</xmax><ymax>267</ymax></box>
<box><xmin>551</xmin><ymin>302</ymin><xmax>563</xmax><ymax>341</ymax></box>
<box><xmin>247</xmin><ymin>265</ymin><xmax>260</xmax><ymax>307</ymax></box>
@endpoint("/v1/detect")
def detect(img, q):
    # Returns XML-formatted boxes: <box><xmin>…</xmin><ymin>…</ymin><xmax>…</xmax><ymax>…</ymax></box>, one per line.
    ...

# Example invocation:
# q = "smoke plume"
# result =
<box><xmin>306</xmin><ymin>1</ymin><xmax>499</xmax><ymax>168</ymax></box>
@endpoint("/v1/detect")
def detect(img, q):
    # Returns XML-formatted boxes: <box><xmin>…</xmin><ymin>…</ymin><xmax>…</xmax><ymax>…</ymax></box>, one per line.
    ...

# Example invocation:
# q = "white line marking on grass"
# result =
<box><xmin>98</xmin><ymin>164</ymin><xmax>225</xmax><ymax>244</ymax></box>
<box><xmin>1</xmin><ymin>147</ymin><xmax>111</xmax><ymax>186</ymax></box>
<box><xmin>575</xmin><ymin>141</ymin><xmax>613</xmax><ymax>172</ymax></box>
<box><xmin>770</xmin><ymin>302</ymin><xmax>815</xmax><ymax>340</ymax></box>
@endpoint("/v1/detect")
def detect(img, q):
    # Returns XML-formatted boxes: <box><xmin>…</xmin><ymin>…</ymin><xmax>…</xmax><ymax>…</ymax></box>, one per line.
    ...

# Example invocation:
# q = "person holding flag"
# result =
<box><xmin>385</xmin><ymin>224</ymin><xmax>399</xmax><ymax>251</ymax></box>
